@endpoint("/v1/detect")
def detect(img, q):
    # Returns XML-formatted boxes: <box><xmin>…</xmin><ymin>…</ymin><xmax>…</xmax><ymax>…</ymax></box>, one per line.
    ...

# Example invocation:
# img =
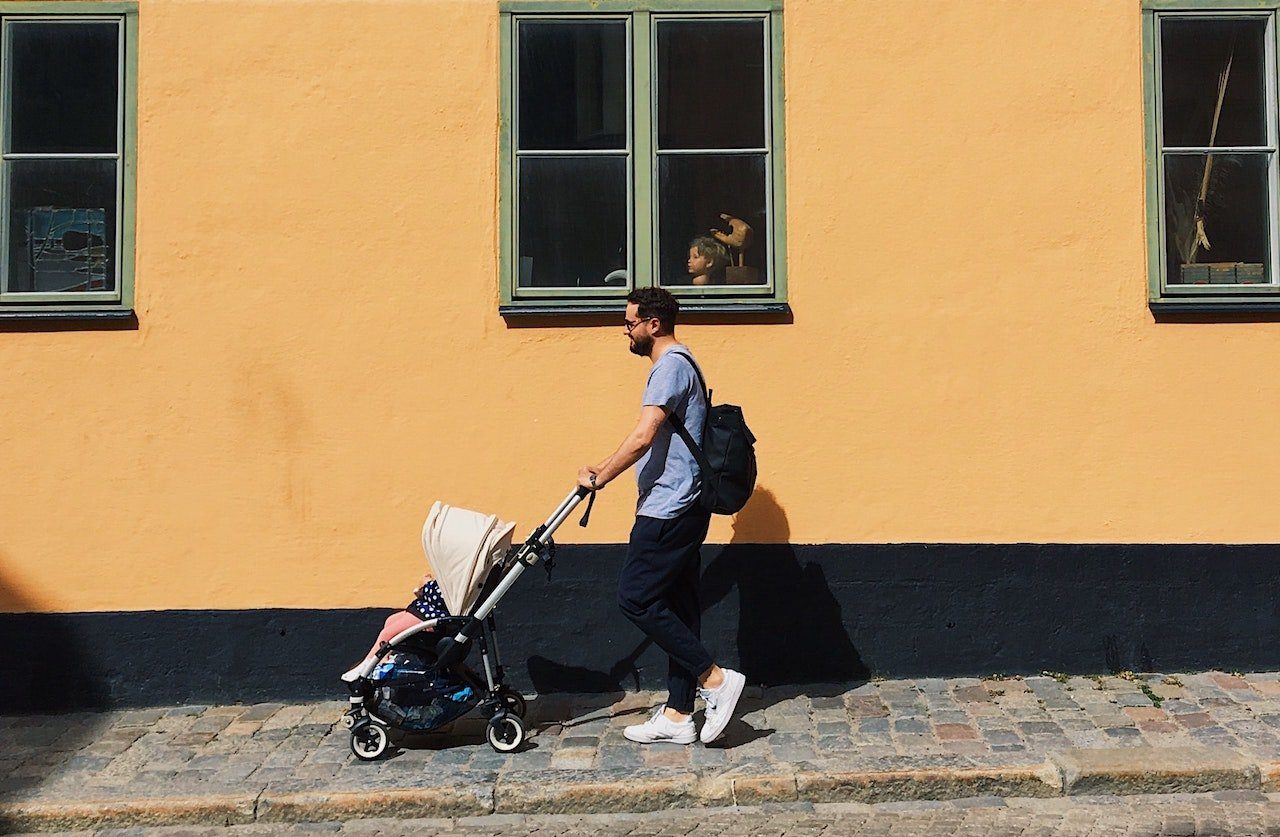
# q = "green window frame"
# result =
<box><xmin>0</xmin><ymin>2</ymin><xmax>136</xmax><ymax>321</ymax></box>
<box><xmin>499</xmin><ymin>0</ymin><xmax>787</xmax><ymax>316</ymax></box>
<box><xmin>1144</xmin><ymin>0</ymin><xmax>1280</xmax><ymax>311</ymax></box>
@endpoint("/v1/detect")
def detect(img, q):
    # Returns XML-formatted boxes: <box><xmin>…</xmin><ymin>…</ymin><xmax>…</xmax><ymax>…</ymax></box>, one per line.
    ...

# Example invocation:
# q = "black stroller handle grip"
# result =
<box><xmin>574</xmin><ymin>485</ymin><xmax>591</xmax><ymax>500</ymax></box>
<box><xmin>578</xmin><ymin>488</ymin><xmax>596</xmax><ymax>527</ymax></box>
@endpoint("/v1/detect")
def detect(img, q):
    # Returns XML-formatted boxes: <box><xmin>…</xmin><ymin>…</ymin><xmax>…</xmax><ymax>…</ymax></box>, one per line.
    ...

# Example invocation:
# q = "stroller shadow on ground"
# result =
<box><xmin>521</xmin><ymin>488</ymin><xmax>870</xmax><ymax>748</ymax></box>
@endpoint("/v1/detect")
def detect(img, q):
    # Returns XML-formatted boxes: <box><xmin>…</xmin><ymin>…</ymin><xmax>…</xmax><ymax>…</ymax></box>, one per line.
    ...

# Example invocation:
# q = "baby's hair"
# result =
<box><xmin>689</xmin><ymin>235</ymin><xmax>731</xmax><ymax>273</ymax></box>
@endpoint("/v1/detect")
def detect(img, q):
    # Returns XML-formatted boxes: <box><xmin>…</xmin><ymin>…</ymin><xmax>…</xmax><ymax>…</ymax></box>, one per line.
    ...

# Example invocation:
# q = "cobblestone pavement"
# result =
<box><xmin>18</xmin><ymin>792</ymin><xmax>1280</xmax><ymax>836</ymax></box>
<box><xmin>7</xmin><ymin>671</ymin><xmax>1280</xmax><ymax>829</ymax></box>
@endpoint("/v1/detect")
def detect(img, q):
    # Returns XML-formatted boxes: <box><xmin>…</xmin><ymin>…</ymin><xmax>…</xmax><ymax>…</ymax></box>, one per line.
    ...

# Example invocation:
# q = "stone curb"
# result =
<box><xmin>795</xmin><ymin>764</ymin><xmax>1062</xmax><ymax>804</ymax></box>
<box><xmin>1049</xmin><ymin>746</ymin><xmax>1258</xmax><ymax>797</ymax></box>
<box><xmin>1</xmin><ymin>748</ymin><xmax>1274</xmax><ymax>831</ymax></box>
<box><xmin>256</xmin><ymin>785</ymin><xmax>494</xmax><ymax>822</ymax></box>
<box><xmin>495</xmin><ymin>771</ymin><xmax>701</xmax><ymax>814</ymax></box>
<box><xmin>0</xmin><ymin>794</ymin><xmax>258</xmax><ymax>833</ymax></box>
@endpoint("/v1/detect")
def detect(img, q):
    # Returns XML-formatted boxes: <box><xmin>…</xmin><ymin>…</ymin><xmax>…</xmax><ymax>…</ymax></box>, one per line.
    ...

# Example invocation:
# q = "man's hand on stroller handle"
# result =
<box><xmin>577</xmin><ymin>466</ymin><xmax>601</xmax><ymax>492</ymax></box>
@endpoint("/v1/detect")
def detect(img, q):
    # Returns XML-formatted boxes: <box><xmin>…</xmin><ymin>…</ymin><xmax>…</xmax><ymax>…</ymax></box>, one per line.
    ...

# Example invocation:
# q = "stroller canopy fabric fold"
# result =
<box><xmin>421</xmin><ymin>501</ymin><xmax>517</xmax><ymax>617</ymax></box>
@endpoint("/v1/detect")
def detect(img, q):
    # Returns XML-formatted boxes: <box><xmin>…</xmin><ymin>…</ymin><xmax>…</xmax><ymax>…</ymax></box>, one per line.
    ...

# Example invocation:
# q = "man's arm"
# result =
<box><xmin>578</xmin><ymin>405</ymin><xmax>668</xmax><ymax>490</ymax></box>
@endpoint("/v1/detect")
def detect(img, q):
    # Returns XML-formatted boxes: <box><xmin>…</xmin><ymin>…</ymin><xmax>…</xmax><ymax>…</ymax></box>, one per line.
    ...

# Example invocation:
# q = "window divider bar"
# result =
<box><xmin>1161</xmin><ymin>146</ymin><xmax>1276</xmax><ymax>153</ymax></box>
<box><xmin>1269</xmin><ymin>12</ymin><xmax>1279</xmax><ymax>284</ymax></box>
<box><xmin>633</xmin><ymin>10</ymin><xmax>653</xmax><ymax>290</ymax></box>
<box><xmin>1</xmin><ymin>17</ymin><xmax>7</xmax><ymax>296</ymax></box>
<box><xmin>655</xmin><ymin>147</ymin><xmax>769</xmax><ymax>155</ymax></box>
<box><xmin>514</xmin><ymin>148</ymin><xmax>631</xmax><ymax>156</ymax></box>
<box><xmin>2</xmin><ymin>152</ymin><xmax>120</xmax><ymax>159</ymax></box>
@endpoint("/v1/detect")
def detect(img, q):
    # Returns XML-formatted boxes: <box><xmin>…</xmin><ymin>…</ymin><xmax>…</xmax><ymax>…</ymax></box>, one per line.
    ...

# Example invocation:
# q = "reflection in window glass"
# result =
<box><xmin>519</xmin><ymin>21</ymin><xmax>627</xmax><ymax>152</ymax></box>
<box><xmin>7</xmin><ymin>159</ymin><xmax>116</xmax><ymax>293</ymax></box>
<box><xmin>657</xmin><ymin>19</ymin><xmax>765</xmax><ymax>150</ymax></box>
<box><xmin>658</xmin><ymin>154</ymin><xmax>767</xmax><ymax>286</ymax></box>
<box><xmin>518</xmin><ymin>156</ymin><xmax>628</xmax><ymax>288</ymax></box>
<box><xmin>1164</xmin><ymin>153</ymin><xmax>1269</xmax><ymax>284</ymax></box>
<box><xmin>1161</xmin><ymin>18</ymin><xmax>1267</xmax><ymax>149</ymax></box>
<box><xmin>8</xmin><ymin>22</ymin><xmax>119</xmax><ymax>155</ymax></box>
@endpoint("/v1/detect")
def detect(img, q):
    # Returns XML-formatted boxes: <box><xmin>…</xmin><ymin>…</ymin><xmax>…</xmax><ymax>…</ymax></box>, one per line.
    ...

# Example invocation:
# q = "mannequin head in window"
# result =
<box><xmin>687</xmin><ymin>235</ymin><xmax>730</xmax><ymax>286</ymax></box>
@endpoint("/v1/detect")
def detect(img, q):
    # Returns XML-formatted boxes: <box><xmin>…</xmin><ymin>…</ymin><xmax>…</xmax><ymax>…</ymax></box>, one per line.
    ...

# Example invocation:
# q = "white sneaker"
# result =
<box><xmin>623</xmin><ymin>705</ymin><xmax>697</xmax><ymax>745</ymax></box>
<box><xmin>698</xmin><ymin>668</ymin><xmax>746</xmax><ymax>744</ymax></box>
<box><xmin>340</xmin><ymin>657</ymin><xmax>376</xmax><ymax>683</ymax></box>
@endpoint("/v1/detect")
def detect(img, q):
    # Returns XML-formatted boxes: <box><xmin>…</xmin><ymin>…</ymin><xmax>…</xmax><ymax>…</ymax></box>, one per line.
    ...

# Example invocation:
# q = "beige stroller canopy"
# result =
<box><xmin>421</xmin><ymin>501</ymin><xmax>517</xmax><ymax>617</ymax></box>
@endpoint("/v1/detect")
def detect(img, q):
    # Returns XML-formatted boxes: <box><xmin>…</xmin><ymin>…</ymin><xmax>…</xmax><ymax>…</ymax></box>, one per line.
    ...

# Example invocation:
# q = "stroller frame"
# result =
<box><xmin>344</xmin><ymin>486</ymin><xmax>592</xmax><ymax>758</ymax></box>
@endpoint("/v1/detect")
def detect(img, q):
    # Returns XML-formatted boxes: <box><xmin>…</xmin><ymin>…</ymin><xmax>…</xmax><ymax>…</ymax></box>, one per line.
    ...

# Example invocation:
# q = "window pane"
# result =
<box><xmin>657</xmin><ymin>19</ymin><xmax>765</xmax><ymax>150</ymax></box>
<box><xmin>8</xmin><ymin>22</ymin><xmax>119</xmax><ymax>155</ymax></box>
<box><xmin>1164</xmin><ymin>152</ymin><xmax>1269</xmax><ymax>285</ymax></box>
<box><xmin>518</xmin><ymin>156</ymin><xmax>627</xmax><ymax>288</ymax></box>
<box><xmin>6</xmin><ymin>159</ymin><xmax>116</xmax><ymax>293</ymax></box>
<box><xmin>518</xmin><ymin>21</ymin><xmax>627</xmax><ymax>151</ymax></box>
<box><xmin>1161</xmin><ymin>18</ymin><xmax>1267</xmax><ymax>149</ymax></box>
<box><xmin>658</xmin><ymin>154</ymin><xmax>767</xmax><ymax>287</ymax></box>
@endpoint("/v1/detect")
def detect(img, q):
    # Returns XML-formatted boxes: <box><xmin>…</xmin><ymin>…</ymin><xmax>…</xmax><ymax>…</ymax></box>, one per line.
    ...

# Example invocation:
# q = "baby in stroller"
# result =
<box><xmin>341</xmin><ymin>573</ymin><xmax>451</xmax><ymax>683</ymax></box>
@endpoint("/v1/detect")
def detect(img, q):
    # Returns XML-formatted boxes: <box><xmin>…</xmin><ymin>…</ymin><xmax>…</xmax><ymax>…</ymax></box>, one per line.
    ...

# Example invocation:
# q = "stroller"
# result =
<box><xmin>343</xmin><ymin>486</ymin><xmax>593</xmax><ymax>759</ymax></box>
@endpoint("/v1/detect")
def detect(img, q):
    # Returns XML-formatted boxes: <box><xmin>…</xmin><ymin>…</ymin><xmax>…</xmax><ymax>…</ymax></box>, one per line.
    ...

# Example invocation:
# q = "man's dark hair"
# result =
<box><xmin>628</xmin><ymin>287</ymin><xmax>679</xmax><ymax>334</ymax></box>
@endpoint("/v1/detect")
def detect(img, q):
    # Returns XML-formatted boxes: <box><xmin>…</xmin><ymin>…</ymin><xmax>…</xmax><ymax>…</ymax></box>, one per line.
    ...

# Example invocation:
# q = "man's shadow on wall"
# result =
<box><xmin>0</xmin><ymin>560</ymin><xmax>110</xmax><ymax>825</ymax></box>
<box><xmin>703</xmin><ymin>487</ymin><xmax>869</xmax><ymax>691</ymax></box>
<box><xmin>526</xmin><ymin>488</ymin><xmax>869</xmax><ymax>739</ymax></box>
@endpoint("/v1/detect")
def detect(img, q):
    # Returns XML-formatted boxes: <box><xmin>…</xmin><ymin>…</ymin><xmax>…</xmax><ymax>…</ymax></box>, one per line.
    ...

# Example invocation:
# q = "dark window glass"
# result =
<box><xmin>1164</xmin><ymin>152</ymin><xmax>1269</xmax><ymax>284</ymax></box>
<box><xmin>8</xmin><ymin>22</ymin><xmax>119</xmax><ymax>154</ymax></box>
<box><xmin>518</xmin><ymin>156</ymin><xmax>627</xmax><ymax>288</ymax></box>
<box><xmin>657</xmin><ymin>19</ymin><xmax>765</xmax><ymax>150</ymax></box>
<box><xmin>519</xmin><ymin>21</ymin><xmax>627</xmax><ymax>151</ymax></box>
<box><xmin>1161</xmin><ymin>18</ymin><xmax>1267</xmax><ymax>148</ymax></box>
<box><xmin>658</xmin><ymin>154</ymin><xmax>766</xmax><ymax>286</ymax></box>
<box><xmin>7</xmin><ymin>159</ymin><xmax>116</xmax><ymax>293</ymax></box>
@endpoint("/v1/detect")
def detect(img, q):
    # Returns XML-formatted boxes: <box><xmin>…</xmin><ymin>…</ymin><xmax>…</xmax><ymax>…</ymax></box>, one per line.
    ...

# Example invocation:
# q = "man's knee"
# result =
<box><xmin>618</xmin><ymin>590</ymin><xmax>653</xmax><ymax>623</ymax></box>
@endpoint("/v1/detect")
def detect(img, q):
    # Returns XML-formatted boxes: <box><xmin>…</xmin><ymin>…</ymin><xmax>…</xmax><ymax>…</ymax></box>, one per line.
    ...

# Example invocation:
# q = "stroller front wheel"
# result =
<box><xmin>350</xmin><ymin>722</ymin><xmax>389</xmax><ymax>761</ymax></box>
<box><xmin>486</xmin><ymin>714</ymin><xmax>525</xmax><ymax>753</ymax></box>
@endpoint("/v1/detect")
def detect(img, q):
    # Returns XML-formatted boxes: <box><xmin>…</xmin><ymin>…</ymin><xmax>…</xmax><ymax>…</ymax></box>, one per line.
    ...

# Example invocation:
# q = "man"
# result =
<box><xmin>577</xmin><ymin>287</ymin><xmax>746</xmax><ymax>745</ymax></box>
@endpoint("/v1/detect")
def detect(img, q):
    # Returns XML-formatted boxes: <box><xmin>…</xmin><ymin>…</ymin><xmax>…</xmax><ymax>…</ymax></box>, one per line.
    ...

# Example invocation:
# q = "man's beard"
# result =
<box><xmin>629</xmin><ymin>334</ymin><xmax>653</xmax><ymax>356</ymax></box>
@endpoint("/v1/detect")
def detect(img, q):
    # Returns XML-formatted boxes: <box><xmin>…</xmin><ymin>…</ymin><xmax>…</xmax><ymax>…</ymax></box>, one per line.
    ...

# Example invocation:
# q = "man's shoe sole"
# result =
<box><xmin>699</xmin><ymin>673</ymin><xmax>745</xmax><ymax>744</ymax></box>
<box><xmin>623</xmin><ymin>728</ymin><xmax>696</xmax><ymax>745</ymax></box>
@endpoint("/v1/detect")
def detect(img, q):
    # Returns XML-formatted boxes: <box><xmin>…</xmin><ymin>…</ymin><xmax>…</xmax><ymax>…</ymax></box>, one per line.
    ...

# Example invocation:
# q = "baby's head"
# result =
<box><xmin>687</xmin><ymin>235</ymin><xmax>730</xmax><ymax>280</ymax></box>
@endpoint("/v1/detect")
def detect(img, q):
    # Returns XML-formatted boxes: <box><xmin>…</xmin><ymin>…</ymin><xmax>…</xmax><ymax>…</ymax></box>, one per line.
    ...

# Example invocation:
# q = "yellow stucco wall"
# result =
<box><xmin>2</xmin><ymin>0</ymin><xmax>1278</xmax><ymax>614</ymax></box>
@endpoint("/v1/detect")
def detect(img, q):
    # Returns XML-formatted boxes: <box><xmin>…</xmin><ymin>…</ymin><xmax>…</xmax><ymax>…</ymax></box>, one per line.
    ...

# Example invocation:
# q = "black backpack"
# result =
<box><xmin>666</xmin><ymin>350</ymin><xmax>757</xmax><ymax>515</ymax></box>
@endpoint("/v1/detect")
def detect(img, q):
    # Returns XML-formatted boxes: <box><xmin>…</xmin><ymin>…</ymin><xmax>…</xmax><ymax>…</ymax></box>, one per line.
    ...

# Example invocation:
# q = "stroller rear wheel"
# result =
<box><xmin>486</xmin><ymin>714</ymin><xmax>525</xmax><ymax>753</ymax></box>
<box><xmin>350</xmin><ymin>721</ymin><xmax>389</xmax><ymax>761</ymax></box>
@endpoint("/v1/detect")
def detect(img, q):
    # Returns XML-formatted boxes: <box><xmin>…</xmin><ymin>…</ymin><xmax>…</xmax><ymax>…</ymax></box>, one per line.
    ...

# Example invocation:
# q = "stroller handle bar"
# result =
<box><xmin>435</xmin><ymin>485</ymin><xmax>592</xmax><ymax>668</ymax></box>
<box><xmin>543</xmin><ymin>486</ymin><xmax>592</xmax><ymax>538</ymax></box>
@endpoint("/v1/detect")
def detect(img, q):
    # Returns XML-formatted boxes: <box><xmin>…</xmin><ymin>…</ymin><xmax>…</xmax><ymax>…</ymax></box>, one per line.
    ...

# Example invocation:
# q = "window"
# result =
<box><xmin>500</xmin><ymin>0</ymin><xmax>786</xmax><ymax>315</ymax></box>
<box><xmin>0</xmin><ymin>4</ymin><xmax>136</xmax><ymax>319</ymax></box>
<box><xmin>1145</xmin><ymin>4</ymin><xmax>1280</xmax><ymax>310</ymax></box>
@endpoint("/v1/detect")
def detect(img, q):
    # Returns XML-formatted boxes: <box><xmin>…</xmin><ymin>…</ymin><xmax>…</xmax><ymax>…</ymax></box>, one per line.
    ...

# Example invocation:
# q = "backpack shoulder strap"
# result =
<box><xmin>664</xmin><ymin>349</ymin><xmax>713</xmax><ymax>475</ymax></box>
<box><xmin>667</xmin><ymin>348</ymin><xmax>710</xmax><ymax>403</ymax></box>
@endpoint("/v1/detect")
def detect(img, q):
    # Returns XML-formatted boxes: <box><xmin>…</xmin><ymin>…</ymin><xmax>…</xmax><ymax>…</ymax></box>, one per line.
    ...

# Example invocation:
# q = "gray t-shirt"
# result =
<box><xmin>636</xmin><ymin>346</ymin><xmax>707</xmax><ymax>519</ymax></box>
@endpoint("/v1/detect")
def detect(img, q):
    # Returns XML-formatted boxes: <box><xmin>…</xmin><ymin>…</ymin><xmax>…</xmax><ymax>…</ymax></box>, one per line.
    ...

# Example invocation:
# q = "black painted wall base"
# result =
<box><xmin>2</xmin><ymin>543</ymin><xmax>1277</xmax><ymax>711</ymax></box>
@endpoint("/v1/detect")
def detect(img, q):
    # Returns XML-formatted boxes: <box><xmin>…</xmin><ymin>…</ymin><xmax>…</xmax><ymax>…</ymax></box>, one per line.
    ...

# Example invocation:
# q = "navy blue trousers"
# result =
<box><xmin>618</xmin><ymin>505</ymin><xmax>714</xmax><ymax>714</ymax></box>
